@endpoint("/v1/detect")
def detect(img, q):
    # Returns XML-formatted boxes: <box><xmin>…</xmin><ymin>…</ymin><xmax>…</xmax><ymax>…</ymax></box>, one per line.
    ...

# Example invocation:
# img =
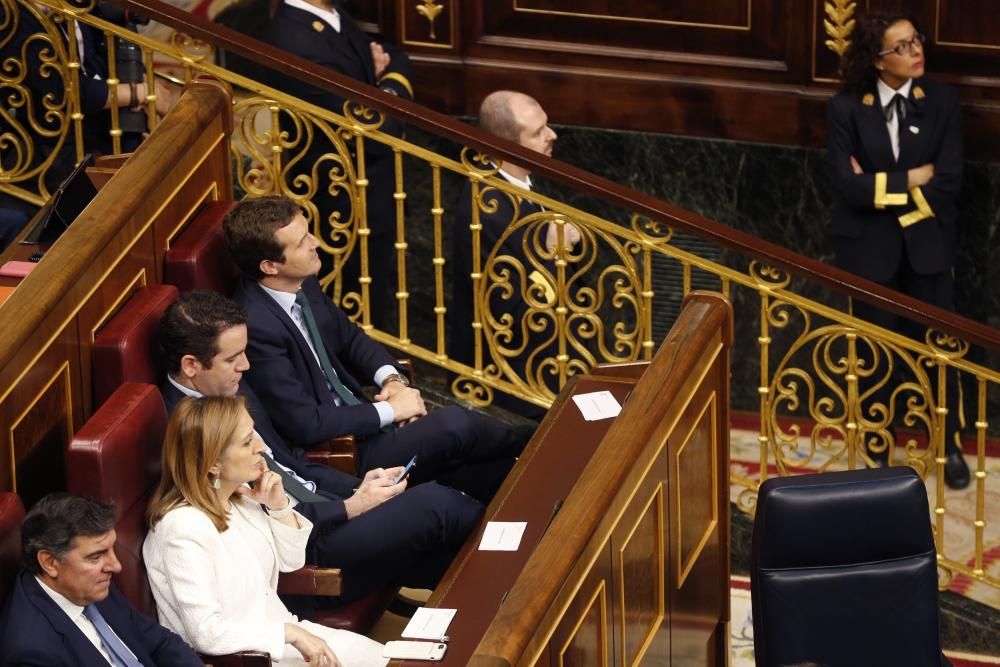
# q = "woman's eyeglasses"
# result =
<box><xmin>878</xmin><ymin>33</ymin><xmax>926</xmax><ymax>57</ymax></box>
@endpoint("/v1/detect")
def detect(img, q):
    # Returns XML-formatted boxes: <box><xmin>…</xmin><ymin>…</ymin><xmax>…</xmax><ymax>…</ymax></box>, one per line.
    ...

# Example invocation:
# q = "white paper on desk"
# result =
<box><xmin>479</xmin><ymin>521</ymin><xmax>527</xmax><ymax>551</ymax></box>
<box><xmin>401</xmin><ymin>608</ymin><xmax>457</xmax><ymax>640</ymax></box>
<box><xmin>572</xmin><ymin>390</ymin><xmax>622</xmax><ymax>421</ymax></box>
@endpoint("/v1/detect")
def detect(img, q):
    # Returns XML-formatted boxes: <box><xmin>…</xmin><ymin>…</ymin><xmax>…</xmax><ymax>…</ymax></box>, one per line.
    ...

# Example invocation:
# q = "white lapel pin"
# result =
<box><xmin>909</xmin><ymin>125</ymin><xmax>920</xmax><ymax>134</ymax></box>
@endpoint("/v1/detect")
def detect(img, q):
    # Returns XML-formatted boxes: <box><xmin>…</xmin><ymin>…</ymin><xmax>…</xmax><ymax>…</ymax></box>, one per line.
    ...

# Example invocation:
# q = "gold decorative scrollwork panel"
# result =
<box><xmin>766</xmin><ymin>321</ymin><xmax>941</xmax><ymax>475</ymax></box>
<box><xmin>230</xmin><ymin>97</ymin><xmax>361</xmax><ymax>296</ymax></box>
<box><xmin>0</xmin><ymin>0</ymin><xmax>75</xmax><ymax>202</ymax></box>
<box><xmin>473</xmin><ymin>185</ymin><xmax>645</xmax><ymax>406</ymax></box>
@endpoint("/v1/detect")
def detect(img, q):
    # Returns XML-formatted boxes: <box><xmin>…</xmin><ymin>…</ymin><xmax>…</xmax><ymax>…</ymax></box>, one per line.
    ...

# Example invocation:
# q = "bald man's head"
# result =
<box><xmin>478</xmin><ymin>91</ymin><xmax>557</xmax><ymax>161</ymax></box>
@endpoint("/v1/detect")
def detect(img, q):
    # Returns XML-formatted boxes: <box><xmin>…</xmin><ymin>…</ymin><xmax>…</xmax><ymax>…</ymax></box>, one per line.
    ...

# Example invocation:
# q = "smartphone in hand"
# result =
<box><xmin>393</xmin><ymin>455</ymin><xmax>417</xmax><ymax>485</ymax></box>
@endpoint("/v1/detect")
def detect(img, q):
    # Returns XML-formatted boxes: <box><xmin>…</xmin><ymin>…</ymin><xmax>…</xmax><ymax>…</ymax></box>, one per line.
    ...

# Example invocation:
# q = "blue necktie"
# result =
<box><xmin>83</xmin><ymin>604</ymin><xmax>143</xmax><ymax>667</ymax></box>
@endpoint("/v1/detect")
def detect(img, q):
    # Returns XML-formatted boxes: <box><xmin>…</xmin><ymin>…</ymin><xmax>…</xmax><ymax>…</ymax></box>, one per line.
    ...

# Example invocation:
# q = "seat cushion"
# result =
<box><xmin>93</xmin><ymin>284</ymin><xmax>179</xmax><ymax>407</ymax></box>
<box><xmin>164</xmin><ymin>200</ymin><xmax>240</xmax><ymax>295</ymax></box>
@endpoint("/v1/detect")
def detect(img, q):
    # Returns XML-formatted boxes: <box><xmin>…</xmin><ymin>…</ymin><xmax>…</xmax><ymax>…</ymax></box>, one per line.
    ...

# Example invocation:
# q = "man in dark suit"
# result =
<box><xmin>157</xmin><ymin>290</ymin><xmax>484</xmax><ymax>603</ymax></box>
<box><xmin>450</xmin><ymin>91</ymin><xmax>579</xmax><ymax>420</ymax></box>
<box><xmin>224</xmin><ymin>196</ymin><xmax>528</xmax><ymax>504</ymax></box>
<box><xmin>826</xmin><ymin>13</ymin><xmax>968</xmax><ymax>487</ymax></box>
<box><xmin>263</xmin><ymin>0</ymin><xmax>414</xmax><ymax>329</ymax></box>
<box><xmin>0</xmin><ymin>493</ymin><xmax>202</xmax><ymax>666</ymax></box>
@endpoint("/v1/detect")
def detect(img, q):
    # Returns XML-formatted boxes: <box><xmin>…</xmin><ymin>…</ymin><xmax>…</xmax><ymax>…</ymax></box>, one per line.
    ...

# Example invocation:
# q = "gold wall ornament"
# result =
<box><xmin>415</xmin><ymin>0</ymin><xmax>443</xmax><ymax>40</ymax></box>
<box><xmin>823</xmin><ymin>0</ymin><xmax>856</xmax><ymax>57</ymax></box>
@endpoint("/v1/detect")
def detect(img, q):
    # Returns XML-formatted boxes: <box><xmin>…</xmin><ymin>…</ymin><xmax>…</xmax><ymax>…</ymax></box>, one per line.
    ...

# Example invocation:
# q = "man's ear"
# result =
<box><xmin>179</xmin><ymin>354</ymin><xmax>203</xmax><ymax>379</ymax></box>
<box><xmin>37</xmin><ymin>549</ymin><xmax>60</xmax><ymax>579</ymax></box>
<box><xmin>259</xmin><ymin>258</ymin><xmax>280</xmax><ymax>277</ymax></box>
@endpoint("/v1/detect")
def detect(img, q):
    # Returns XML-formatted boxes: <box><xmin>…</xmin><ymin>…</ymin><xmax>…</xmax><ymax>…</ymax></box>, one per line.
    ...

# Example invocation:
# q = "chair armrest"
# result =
<box><xmin>305</xmin><ymin>449</ymin><xmax>358</xmax><ymax>475</ymax></box>
<box><xmin>306</xmin><ymin>434</ymin><xmax>356</xmax><ymax>453</ymax></box>
<box><xmin>278</xmin><ymin>565</ymin><xmax>343</xmax><ymax>597</ymax></box>
<box><xmin>199</xmin><ymin>651</ymin><xmax>271</xmax><ymax>666</ymax></box>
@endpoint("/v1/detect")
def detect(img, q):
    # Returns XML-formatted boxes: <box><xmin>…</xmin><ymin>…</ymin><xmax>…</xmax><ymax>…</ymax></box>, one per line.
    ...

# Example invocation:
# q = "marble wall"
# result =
<box><xmin>396</xmin><ymin>123</ymin><xmax>999</xmax><ymax>424</ymax></box>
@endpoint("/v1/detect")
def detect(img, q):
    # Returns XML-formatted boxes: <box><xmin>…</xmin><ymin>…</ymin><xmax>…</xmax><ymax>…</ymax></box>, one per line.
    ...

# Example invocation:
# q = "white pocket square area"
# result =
<box><xmin>910</xmin><ymin>125</ymin><xmax>920</xmax><ymax>134</ymax></box>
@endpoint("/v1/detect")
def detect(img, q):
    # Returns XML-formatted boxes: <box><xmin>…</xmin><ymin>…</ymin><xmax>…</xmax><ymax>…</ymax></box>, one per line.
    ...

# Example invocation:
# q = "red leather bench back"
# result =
<box><xmin>67</xmin><ymin>383</ymin><xmax>166</xmax><ymax>616</ymax></box>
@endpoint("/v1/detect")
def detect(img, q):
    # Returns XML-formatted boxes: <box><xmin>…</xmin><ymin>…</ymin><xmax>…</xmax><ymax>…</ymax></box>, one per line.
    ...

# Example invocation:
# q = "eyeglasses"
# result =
<box><xmin>878</xmin><ymin>33</ymin><xmax>926</xmax><ymax>57</ymax></box>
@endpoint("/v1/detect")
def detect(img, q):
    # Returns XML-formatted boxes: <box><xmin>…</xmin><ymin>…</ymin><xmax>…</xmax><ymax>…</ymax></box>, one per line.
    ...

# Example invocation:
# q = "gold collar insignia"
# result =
<box><xmin>312</xmin><ymin>20</ymin><xmax>325</xmax><ymax>32</ymax></box>
<box><xmin>862</xmin><ymin>93</ymin><xmax>875</xmax><ymax>106</ymax></box>
<box><xmin>913</xmin><ymin>86</ymin><xmax>925</xmax><ymax>100</ymax></box>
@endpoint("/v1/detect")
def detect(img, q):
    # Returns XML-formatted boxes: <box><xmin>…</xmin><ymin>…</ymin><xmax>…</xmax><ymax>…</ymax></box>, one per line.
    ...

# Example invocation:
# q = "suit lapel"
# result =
<box><xmin>278</xmin><ymin>5</ymin><xmax>374</xmax><ymax>84</ymax></box>
<box><xmin>22</xmin><ymin>574</ymin><xmax>115</xmax><ymax>666</ymax></box>
<box><xmin>857</xmin><ymin>96</ymin><xmax>897</xmax><ymax>167</ymax></box>
<box><xmin>332</xmin><ymin>11</ymin><xmax>376</xmax><ymax>84</ymax></box>
<box><xmin>250</xmin><ymin>281</ymin><xmax>359</xmax><ymax>399</ymax></box>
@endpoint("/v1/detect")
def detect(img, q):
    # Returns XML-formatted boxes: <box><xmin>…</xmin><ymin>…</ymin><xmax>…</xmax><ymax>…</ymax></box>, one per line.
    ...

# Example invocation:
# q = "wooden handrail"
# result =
<box><xmin>112</xmin><ymin>0</ymin><xmax>1000</xmax><ymax>351</ymax></box>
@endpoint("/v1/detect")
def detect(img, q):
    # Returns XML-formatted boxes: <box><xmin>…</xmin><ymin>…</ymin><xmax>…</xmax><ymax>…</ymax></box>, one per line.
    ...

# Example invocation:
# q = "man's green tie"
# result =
<box><xmin>262</xmin><ymin>452</ymin><xmax>325</xmax><ymax>503</ymax></box>
<box><xmin>294</xmin><ymin>290</ymin><xmax>362</xmax><ymax>407</ymax></box>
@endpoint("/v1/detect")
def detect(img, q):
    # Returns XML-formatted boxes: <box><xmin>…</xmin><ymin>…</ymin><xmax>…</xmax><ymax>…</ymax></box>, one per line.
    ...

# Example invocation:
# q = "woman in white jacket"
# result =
<box><xmin>143</xmin><ymin>395</ymin><xmax>387</xmax><ymax>666</ymax></box>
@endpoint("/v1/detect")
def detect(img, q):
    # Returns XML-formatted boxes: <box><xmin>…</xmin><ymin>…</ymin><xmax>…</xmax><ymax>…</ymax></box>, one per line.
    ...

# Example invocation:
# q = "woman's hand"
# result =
<box><xmin>237</xmin><ymin>460</ymin><xmax>289</xmax><ymax>511</ymax></box>
<box><xmin>285</xmin><ymin>623</ymin><xmax>342</xmax><ymax>666</ymax></box>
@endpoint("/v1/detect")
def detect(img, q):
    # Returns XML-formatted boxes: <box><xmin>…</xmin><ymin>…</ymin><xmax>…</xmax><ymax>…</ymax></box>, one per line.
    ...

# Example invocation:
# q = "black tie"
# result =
<box><xmin>883</xmin><ymin>93</ymin><xmax>909</xmax><ymax>124</ymax></box>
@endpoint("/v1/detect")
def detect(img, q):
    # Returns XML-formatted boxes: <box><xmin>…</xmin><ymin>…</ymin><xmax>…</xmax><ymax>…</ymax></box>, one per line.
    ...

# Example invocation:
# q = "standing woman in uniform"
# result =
<box><xmin>826</xmin><ymin>10</ymin><xmax>969</xmax><ymax>488</ymax></box>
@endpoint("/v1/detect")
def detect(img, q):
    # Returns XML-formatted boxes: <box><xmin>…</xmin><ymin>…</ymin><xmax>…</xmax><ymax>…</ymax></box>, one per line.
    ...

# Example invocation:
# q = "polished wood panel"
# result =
<box><xmin>0</xmin><ymin>80</ymin><xmax>232</xmax><ymax>496</ymax></box>
<box><xmin>549</xmin><ymin>547</ymin><xmax>613</xmax><ymax>666</ymax></box>
<box><xmin>392</xmin><ymin>291</ymin><xmax>732</xmax><ymax>667</ymax></box>
<box><xmin>382</xmin><ymin>0</ymin><xmax>1000</xmax><ymax>158</ymax></box>
<box><xmin>936</xmin><ymin>0</ymin><xmax>1000</xmax><ymax>48</ymax></box>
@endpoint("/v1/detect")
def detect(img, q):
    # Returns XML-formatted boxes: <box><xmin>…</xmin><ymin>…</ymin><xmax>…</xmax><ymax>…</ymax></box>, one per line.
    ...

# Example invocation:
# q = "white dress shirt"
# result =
<box><xmin>284</xmin><ymin>0</ymin><xmax>341</xmax><ymax>32</ymax></box>
<box><xmin>36</xmin><ymin>577</ymin><xmax>138</xmax><ymax>665</ymax></box>
<box><xmin>498</xmin><ymin>168</ymin><xmax>532</xmax><ymax>191</ymax></box>
<box><xmin>258</xmin><ymin>284</ymin><xmax>396</xmax><ymax>428</ymax></box>
<box><xmin>877</xmin><ymin>77</ymin><xmax>913</xmax><ymax>161</ymax></box>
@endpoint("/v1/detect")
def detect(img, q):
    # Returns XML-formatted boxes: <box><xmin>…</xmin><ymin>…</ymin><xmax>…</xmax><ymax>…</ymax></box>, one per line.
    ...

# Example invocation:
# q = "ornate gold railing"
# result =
<box><xmin>3</xmin><ymin>0</ymin><xmax>998</xmax><ymax>595</ymax></box>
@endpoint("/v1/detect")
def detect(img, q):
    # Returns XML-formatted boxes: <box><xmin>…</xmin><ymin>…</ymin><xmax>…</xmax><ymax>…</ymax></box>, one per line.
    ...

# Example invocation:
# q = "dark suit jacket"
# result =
<box><xmin>232</xmin><ymin>276</ymin><xmax>400</xmax><ymax>446</ymax></box>
<box><xmin>0</xmin><ymin>571</ymin><xmax>201</xmax><ymax>666</ymax></box>
<box><xmin>449</xmin><ymin>176</ymin><xmax>554</xmax><ymax>417</ymax></box>
<box><xmin>826</xmin><ymin>78</ymin><xmax>963</xmax><ymax>283</ymax></box>
<box><xmin>160</xmin><ymin>378</ymin><xmax>359</xmax><ymax>527</ymax></box>
<box><xmin>264</xmin><ymin>3</ymin><xmax>412</xmax><ymax>139</ymax></box>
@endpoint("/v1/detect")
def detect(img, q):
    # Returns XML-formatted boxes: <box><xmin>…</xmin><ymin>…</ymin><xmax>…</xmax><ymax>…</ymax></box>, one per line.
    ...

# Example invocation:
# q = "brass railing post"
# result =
<box><xmin>392</xmin><ymin>147</ymin><xmax>409</xmax><ymax>344</ymax></box>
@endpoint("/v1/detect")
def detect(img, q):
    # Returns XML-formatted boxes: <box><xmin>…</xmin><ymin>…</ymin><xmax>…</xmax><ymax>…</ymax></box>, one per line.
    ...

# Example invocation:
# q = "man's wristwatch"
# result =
<box><xmin>382</xmin><ymin>373</ymin><xmax>409</xmax><ymax>387</ymax></box>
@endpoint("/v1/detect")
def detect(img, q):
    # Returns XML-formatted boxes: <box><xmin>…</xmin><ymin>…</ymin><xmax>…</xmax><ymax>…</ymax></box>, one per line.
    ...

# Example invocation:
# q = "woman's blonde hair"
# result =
<box><xmin>147</xmin><ymin>395</ymin><xmax>248</xmax><ymax>532</ymax></box>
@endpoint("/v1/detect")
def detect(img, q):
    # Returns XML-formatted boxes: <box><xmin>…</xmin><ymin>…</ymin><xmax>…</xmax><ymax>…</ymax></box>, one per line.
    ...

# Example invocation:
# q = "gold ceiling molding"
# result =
<box><xmin>823</xmin><ymin>0</ymin><xmax>856</xmax><ymax>57</ymax></box>
<box><xmin>415</xmin><ymin>0</ymin><xmax>443</xmax><ymax>40</ymax></box>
